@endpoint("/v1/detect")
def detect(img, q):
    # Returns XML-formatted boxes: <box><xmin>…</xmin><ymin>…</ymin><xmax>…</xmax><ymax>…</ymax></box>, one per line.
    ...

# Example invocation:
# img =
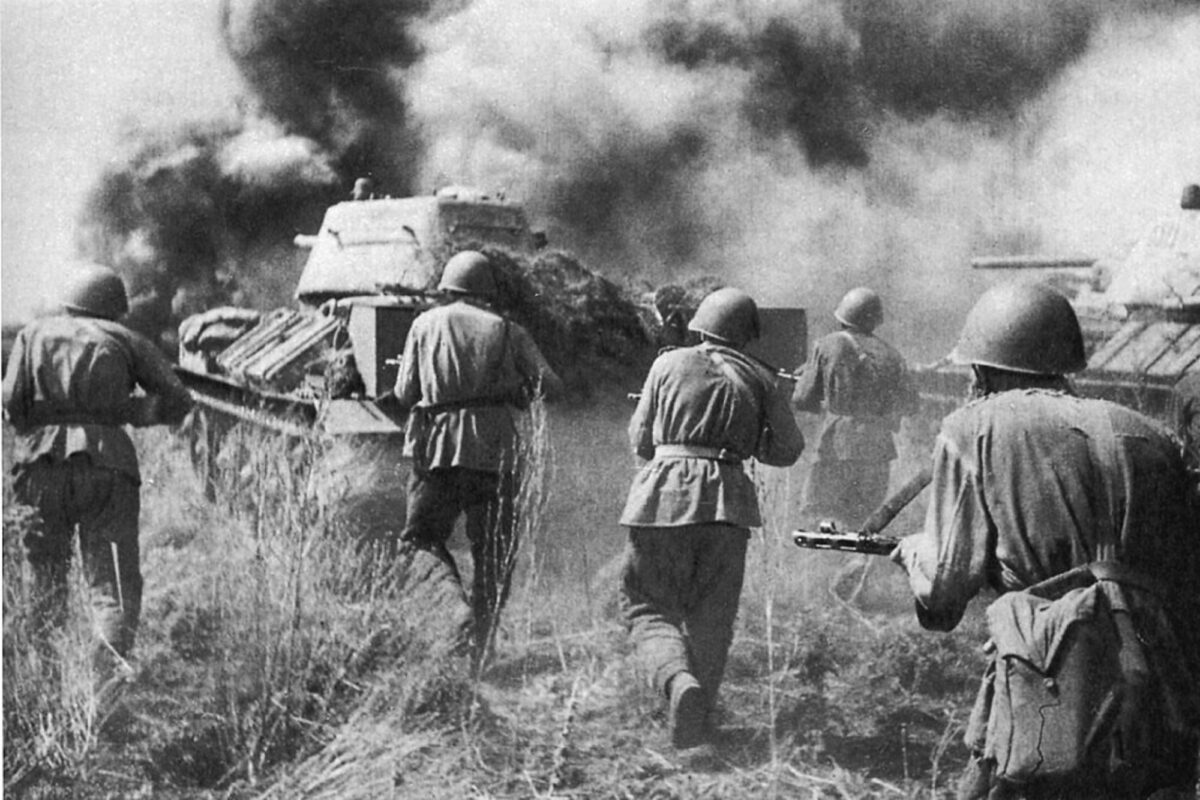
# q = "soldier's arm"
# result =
<box><xmin>891</xmin><ymin>432</ymin><xmax>990</xmax><ymax>632</ymax></box>
<box><xmin>390</xmin><ymin>323</ymin><xmax>422</xmax><ymax>412</ymax></box>
<box><xmin>627</xmin><ymin>366</ymin><xmax>658</xmax><ymax>461</ymax></box>
<box><xmin>511</xmin><ymin>326</ymin><xmax>565</xmax><ymax>403</ymax></box>
<box><xmin>895</xmin><ymin>358</ymin><xmax>920</xmax><ymax>418</ymax></box>
<box><xmin>1</xmin><ymin>328</ymin><xmax>32</xmax><ymax>430</ymax></box>
<box><xmin>127</xmin><ymin>330</ymin><xmax>193</xmax><ymax>426</ymax></box>
<box><xmin>790</xmin><ymin>344</ymin><xmax>823</xmax><ymax>413</ymax></box>
<box><xmin>757</xmin><ymin>377</ymin><xmax>805</xmax><ymax>467</ymax></box>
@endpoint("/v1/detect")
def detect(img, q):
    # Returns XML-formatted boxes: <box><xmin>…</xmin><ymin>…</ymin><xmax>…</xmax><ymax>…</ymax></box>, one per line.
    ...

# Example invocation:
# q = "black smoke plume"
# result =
<box><xmin>75</xmin><ymin>0</ymin><xmax>1199</xmax><ymax>358</ymax></box>
<box><xmin>219</xmin><ymin>0</ymin><xmax>429</xmax><ymax>191</ymax></box>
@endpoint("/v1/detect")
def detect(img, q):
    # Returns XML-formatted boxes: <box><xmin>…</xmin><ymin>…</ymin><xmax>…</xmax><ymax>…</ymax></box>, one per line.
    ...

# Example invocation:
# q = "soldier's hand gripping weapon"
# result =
<box><xmin>791</xmin><ymin>467</ymin><xmax>932</xmax><ymax>556</ymax></box>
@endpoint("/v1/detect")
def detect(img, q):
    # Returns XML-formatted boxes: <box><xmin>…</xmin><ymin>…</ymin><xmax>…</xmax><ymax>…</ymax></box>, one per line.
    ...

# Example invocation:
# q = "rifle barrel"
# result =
<box><xmin>970</xmin><ymin>255</ymin><xmax>1096</xmax><ymax>270</ymax></box>
<box><xmin>791</xmin><ymin>530</ymin><xmax>899</xmax><ymax>556</ymax></box>
<box><xmin>860</xmin><ymin>467</ymin><xmax>932</xmax><ymax>535</ymax></box>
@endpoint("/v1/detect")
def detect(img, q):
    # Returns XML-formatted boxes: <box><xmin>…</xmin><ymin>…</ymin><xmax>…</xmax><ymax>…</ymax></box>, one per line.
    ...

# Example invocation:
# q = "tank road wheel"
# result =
<box><xmin>181</xmin><ymin>406</ymin><xmax>230</xmax><ymax>502</ymax></box>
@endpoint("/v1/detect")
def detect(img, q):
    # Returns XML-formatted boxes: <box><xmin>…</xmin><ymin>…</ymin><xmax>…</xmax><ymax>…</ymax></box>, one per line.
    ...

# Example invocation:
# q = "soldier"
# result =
<box><xmin>619</xmin><ymin>287</ymin><xmax>804</xmax><ymax>753</ymax></box>
<box><xmin>2</xmin><ymin>263</ymin><xmax>193</xmax><ymax>672</ymax></box>
<box><xmin>892</xmin><ymin>284</ymin><xmax>1199</xmax><ymax>799</ymax></box>
<box><xmin>791</xmin><ymin>287</ymin><xmax>918</xmax><ymax>530</ymax></box>
<box><xmin>391</xmin><ymin>250</ymin><xmax>563</xmax><ymax>661</ymax></box>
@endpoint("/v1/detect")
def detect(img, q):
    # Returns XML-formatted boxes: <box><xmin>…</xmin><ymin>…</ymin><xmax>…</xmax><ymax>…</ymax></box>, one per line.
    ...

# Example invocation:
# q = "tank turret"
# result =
<box><xmin>293</xmin><ymin>185</ymin><xmax>537</xmax><ymax>305</ymax></box>
<box><xmin>172</xmin><ymin>184</ymin><xmax>544</xmax><ymax>514</ymax></box>
<box><xmin>176</xmin><ymin>184</ymin><xmax>540</xmax><ymax>431</ymax></box>
<box><xmin>915</xmin><ymin>185</ymin><xmax>1200</xmax><ymax>420</ymax></box>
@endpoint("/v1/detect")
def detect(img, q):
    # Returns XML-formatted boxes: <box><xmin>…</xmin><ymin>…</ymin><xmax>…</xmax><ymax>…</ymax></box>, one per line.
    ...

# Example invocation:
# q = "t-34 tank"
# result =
<box><xmin>915</xmin><ymin>184</ymin><xmax>1200</xmax><ymax>422</ymax></box>
<box><xmin>175</xmin><ymin>182</ymin><xmax>541</xmax><ymax>525</ymax></box>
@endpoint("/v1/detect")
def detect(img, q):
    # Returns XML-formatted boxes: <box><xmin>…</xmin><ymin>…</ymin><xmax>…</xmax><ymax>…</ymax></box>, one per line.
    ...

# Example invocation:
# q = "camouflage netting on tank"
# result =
<box><xmin>173</xmin><ymin>241</ymin><xmax>731</xmax><ymax>400</ymax></box>
<box><xmin>476</xmin><ymin>247</ymin><xmax>656</xmax><ymax>397</ymax></box>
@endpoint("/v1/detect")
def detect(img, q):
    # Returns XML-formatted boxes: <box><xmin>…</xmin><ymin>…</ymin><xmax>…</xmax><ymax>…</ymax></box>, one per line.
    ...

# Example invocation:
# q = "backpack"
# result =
<box><xmin>976</xmin><ymin>562</ymin><xmax>1198</xmax><ymax>795</ymax></box>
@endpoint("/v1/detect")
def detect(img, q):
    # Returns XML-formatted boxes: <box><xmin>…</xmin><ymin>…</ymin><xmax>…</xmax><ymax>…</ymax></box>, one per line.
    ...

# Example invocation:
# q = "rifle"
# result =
<box><xmin>792</xmin><ymin>466</ymin><xmax>932</xmax><ymax>556</ymax></box>
<box><xmin>627</xmin><ymin>349</ymin><xmax>800</xmax><ymax>402</ymax></box>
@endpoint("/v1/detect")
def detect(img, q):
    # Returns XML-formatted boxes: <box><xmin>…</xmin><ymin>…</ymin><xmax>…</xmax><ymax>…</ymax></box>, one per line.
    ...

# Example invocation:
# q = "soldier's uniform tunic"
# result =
<box><xmin>792</xmin><ymin>328</ymin><xmax>917</xmax><ymax>527</ymax></box>
<box><xmin>620</xmin><ymin>342</ymin><xmax>804</xmax><ymax>708</ymax></box>
<box><xmin>393</xmin><ymin>298</ymin><xmax>562</xmax><ymax>652</ymax></box>
<box><xmin>895</xmin><ymin>390</ymin><xmax>1199</xmax><ymax>799</ymax></box>
<box><xmin>2</xmin><ymin>313</ymin><xmax>192</xmax><ymax>657</ymax></box>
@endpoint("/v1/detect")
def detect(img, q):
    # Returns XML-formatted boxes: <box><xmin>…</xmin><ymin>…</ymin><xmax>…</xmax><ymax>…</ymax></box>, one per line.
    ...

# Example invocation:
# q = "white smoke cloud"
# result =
<box><xmin>219</xmin><ymin>122</ymin><xmax>339</xmax><ymax>191</ymax></box>
<box><xmin>408</xmin><ymin>1</ymin><xmax>1200</xmax><ymax>359</ymax></box>
<box><xmin>1006</xmin><ymin>13</ymin><xmax>1200</xmax><ymax>257</ymax></box>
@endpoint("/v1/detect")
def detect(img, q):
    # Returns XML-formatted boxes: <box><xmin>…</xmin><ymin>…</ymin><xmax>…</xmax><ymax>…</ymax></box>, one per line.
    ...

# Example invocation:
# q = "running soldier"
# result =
<box><xmin>892</xmin><ymin>283</ymin><xmax>1199</xmax><ymax>799</ymax></box>
<box><xmin>619</xmin><ymin>287</ymin><xmax>804</xmax><ymax>753</ymax></box>
<box><xmin>2</xmin><ymin>263</ymin><xmax>193</xmax><ymax>672</ymax></box>
<box><xmin>791</xmin><ymin>287</ymin><xmax>918</xmax><ymax>529</ymax></box>
<box><xmin>391</xmin><ymin>250</ymin><xmax>563</xmax><ymax>662</ymax></box>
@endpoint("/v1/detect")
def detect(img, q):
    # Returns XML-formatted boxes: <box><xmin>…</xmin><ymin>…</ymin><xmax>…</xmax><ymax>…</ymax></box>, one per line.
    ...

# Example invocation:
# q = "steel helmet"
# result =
<box><xmin>438</xmin><ymin>250</ymin><xmax>496</xmax><ymax>297</ymax></box>
<box><xmin>950</xmin><ymin>282</ymin><xmax>1086</xmax><ymax>375</ymax></box>
<box><xmin>687</xmin><ymin>287</ymin><xmax>761</xmax><ymax>347</ymax></box>
<box><xmin>834</xmin><ymin>287</ymin><xmax>883</xmax><ymax>332</ymax></box>
<box><xmin>59</xmin><ymin>263</ymin><xmax>129</xmax><ymax>320</ymax></box>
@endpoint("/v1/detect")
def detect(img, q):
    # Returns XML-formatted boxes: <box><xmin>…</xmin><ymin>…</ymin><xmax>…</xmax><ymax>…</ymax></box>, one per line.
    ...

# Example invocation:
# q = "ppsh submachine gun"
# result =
<box><xmin>792</xmin><ymin>467</ymin><xmax>932</xmax><ymax>556</ymax></box>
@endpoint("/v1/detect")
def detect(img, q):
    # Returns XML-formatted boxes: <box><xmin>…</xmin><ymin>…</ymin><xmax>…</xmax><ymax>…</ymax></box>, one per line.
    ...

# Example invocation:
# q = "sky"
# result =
<box><xmin>1</xmin><ymin>0</ymin><xmax>238</xmax><ymax>323</ymax></box>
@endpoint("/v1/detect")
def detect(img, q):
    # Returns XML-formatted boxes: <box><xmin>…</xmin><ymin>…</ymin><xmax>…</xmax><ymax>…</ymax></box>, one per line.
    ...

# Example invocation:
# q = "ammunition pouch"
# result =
<box><xmin>974</xmin><ymin>562</ymin><xmax>1198</xmax><ymax>794</ymax></box>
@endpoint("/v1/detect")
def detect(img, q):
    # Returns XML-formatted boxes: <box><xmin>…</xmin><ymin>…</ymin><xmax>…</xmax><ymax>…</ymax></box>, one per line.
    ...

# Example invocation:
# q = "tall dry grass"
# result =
<box><xmin>3</xmin><ymin>395</ymin><xmax>988</xmax><ymax>799</ymax></box>
<box><xmin>254</xmin><ymin>396</ymin><xmax>564</xmax><ymax>799</ymax></box>
<box><xmin>2</xmin><ymin>504</ymin><xmax>114</xmax><ymax>792</ymax></box>
<box><xmin>137</xmin><ymin>420</ymin><xmax>476</xmax><ymax>790</ymax></box>
<box><xmin>3</xmin><ymin>418</ymin><xmax>472</xmax><ymax>795</ymax></box>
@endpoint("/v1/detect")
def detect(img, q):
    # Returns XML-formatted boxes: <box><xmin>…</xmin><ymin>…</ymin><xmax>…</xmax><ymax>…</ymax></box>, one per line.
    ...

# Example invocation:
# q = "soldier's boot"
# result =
<box><xmin>668</xmin><ymin>671</ymin><xmax>708</xmax><ymax>749</ymax></box>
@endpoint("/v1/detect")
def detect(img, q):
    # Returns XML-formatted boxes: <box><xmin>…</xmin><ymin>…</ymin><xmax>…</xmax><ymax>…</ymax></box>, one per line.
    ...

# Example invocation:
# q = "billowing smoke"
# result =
<box><xmin>219</xmin><ymin>0</ymin><xmax>428</xmax><ymax>190</ymax></box>
<box><xmin>78</xmin><ymin>0</ymin><xmax>1200</xmax><ymax>360</ymax></box>
<box><xmin>78</xmin><ymin>118</ymin><xmax>341</xmax><ymax>342</ymax></box>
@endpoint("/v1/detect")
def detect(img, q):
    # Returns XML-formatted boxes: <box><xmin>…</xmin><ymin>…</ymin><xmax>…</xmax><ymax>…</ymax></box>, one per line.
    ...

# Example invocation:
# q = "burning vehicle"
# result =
<box><xmin>914</xmin><ymin>184</ymin><xmax>1200</xmax><ymax>421</ymax></box>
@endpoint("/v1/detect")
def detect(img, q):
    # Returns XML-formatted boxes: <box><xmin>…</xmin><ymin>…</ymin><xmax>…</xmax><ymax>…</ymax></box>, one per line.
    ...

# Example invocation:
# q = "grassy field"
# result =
<box><xmin>2</xmin><ymin>395</ymin><xmax>989</xmax><ymax>799</ymax></box>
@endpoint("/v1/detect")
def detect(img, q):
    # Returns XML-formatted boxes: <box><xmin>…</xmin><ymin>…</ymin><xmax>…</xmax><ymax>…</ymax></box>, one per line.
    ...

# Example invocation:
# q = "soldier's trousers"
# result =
<box><xmin>620</xmin><ymin>523</ymin><xmax>748</xmax><ymax>711</ymax></box>
<box><xmin>13</xmin><ymin>455</ymin><xmax>143</xmax><ymax>661</ymax></box>
<box><xmin>801</xmin><ymin>458</ymin><xmax>890</xmax><ymax>529</ymax></box>
<box><xmin>399</xmin><ymin>466</ymin><xmax>517</xmax><ymax>655</ymax></box>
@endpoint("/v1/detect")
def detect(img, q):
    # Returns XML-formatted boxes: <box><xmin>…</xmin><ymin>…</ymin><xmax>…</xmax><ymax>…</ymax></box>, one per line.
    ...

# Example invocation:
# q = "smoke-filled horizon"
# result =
<box><xmin>74</xmin><ymin>0</ymin><xmax>1200</xmax><ymax>360</ymax></box>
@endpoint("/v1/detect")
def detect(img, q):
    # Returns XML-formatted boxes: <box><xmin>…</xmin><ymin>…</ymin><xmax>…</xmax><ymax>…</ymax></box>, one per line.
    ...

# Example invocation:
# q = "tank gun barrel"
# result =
<box><xmin>970</xmin><ymin>255</ymin><xmax>1097</xmax><ymax>270</ymax></box>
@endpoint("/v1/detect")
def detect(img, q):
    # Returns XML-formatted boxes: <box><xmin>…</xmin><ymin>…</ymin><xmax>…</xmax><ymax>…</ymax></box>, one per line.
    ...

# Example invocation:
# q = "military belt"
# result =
<box><xmin>417</xmin><ymin>394</ymin><xmax>515</xmax><ymax>415</ymax></box>
<box><xmin>24</xmin><ymin>404</ymin><xmax>128</xmax><ymax>427</ymax></box>
<box><xmin>654</xmin><ymin>444</ymin><xmax>742</xmax><ymax>464</ymax></box>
